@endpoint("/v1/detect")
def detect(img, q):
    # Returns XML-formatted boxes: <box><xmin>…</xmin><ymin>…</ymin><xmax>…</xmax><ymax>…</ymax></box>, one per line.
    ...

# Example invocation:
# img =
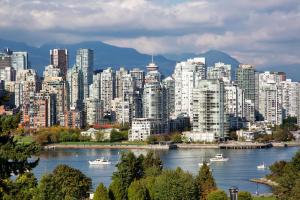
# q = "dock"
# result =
<box><xmin>219</xmin><ymin>142</ymin><xmax>272</xmax><ymax>149</ymax></box>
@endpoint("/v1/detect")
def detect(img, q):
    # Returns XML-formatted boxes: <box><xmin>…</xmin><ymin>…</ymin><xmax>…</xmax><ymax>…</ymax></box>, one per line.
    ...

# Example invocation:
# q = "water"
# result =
<box><xmin>33</xmin><ymin>147</ymin><xmax>300</xmax><ymax>194</ymax></box>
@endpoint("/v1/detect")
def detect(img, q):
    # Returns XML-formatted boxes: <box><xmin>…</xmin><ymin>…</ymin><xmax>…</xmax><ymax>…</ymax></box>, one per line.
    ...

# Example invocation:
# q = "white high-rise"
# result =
<box><xmin>162</xmin><ymin>76</ymin><xmax>175</xmax><ymax>118</ymax></box>
<box><xmin>192</xmin><ymin>79</ymin><xmax>225</xmax><ymax>140</ymax></box>
<box><xmin>207</xmin><ymin>62</ymin><xmax>231</xmax><ymax>82</ymax></box>
<box><xmin>173</xmin><ymin>57</ymin><xmax>206</xmax><ymax>119</ymax></box>
<box><xmin>280</xmin><ymin>79</ymin><xmax>299</xmax><ymax>118</ymax></box>
<box><xmin>101</xmin><ymin>67</ymin><xmax>115</xmax><ymax>114</ymax></box>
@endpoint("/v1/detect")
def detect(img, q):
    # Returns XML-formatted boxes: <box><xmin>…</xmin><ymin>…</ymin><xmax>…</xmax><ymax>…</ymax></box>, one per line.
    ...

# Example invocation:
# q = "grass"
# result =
<box><xmin>253</xmin><ymin>196</ymin><xmax>276</xmax><ymax>200</ymax></box>
<box><xmin>14</xmin><ymin>135</ymin><xmax>34</xmax><ymax>144</ymax></box>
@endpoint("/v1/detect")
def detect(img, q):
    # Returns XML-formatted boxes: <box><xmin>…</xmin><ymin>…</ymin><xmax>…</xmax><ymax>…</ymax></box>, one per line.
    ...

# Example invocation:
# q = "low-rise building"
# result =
<box><xmin>129</xmin><ymin>118</ymin><xmax>166</xmax><ymax>141</ymax></box>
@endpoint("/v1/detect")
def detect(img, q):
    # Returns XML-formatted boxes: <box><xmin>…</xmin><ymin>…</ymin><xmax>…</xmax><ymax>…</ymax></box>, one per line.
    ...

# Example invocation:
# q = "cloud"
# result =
<box><xmin>0</xmin><ymin>0</ymin><xmax>299</xmax><ymax>67</ymax></box>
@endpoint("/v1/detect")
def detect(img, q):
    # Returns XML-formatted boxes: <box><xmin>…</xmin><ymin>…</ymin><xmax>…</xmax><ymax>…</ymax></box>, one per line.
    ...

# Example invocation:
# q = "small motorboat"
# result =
<box><xmin>257</xmin><ymin>163</ymin><xmax>267</xmax><ymax>170</ymax></box>
<box><xmin>89</xmin><ymin>157</ymin><xmax>111</xmax><ymax>165</ymax></box>
<box><xmin>209</xmin><ymin>154</ymin><xmax>229</xmax><ymax>162</ymax></box>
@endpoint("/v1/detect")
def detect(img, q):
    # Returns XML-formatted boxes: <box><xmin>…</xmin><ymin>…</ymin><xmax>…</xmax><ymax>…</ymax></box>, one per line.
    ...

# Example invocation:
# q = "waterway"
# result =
<box><xmin>33</xmin><ymin>147</ymin><xmax>300</xmax><ymax>194</ymax></box>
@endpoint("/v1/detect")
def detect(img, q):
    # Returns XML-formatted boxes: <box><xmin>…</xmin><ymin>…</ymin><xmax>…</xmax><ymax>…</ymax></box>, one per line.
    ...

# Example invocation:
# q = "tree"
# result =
<box><xmin>267</xmin><ymin>160</ymin><xmax>287</xmax><ymax>180</ymax></box>
<box><xmin>0</xmin><ymin>134</ymin><xmax>39</xmax><ymax>197</ymax></box>
<box><xmin>110</xmin><ymin>129</ymin><xmax>126</xmax><ymax>142</ymax></box>
<box><xmin>170</xmin><ymin>132</ymin><xmax>183</xmax><ymax>143</ymax></box>
<box><xmin>128</xmin><ymin>180</ymin><xmax>150</xmax><ymax>200</ymax></box>
<box><xmin>207</xmin><ymin>190</ymin><xmax>228</xmax><ymax>200</ymax></box>
<box><xmin>94</xmin><ymin>183</ymin><xmax>109</xmax><ymax>200</ymax></box>
<box><xmin>36</xmin><ymin>164</ymin><xmax>92</xmax><ymax>200</ymax></box>
<box><xmin>153</xmin><ymin>168</ymin><xmax>198</xmax><ymax>200</ymax></box>
<box><xmin>196</xmin><ymin>163</ymin><xmax>217</xmax><ymax>200</ymax></box>
<box><xmin>110</xmin><ymin>152</ymin><xmax>143</xmax><ymax>200</ymax></box>
<box><xmin>238</xmin><ymin>191</ymin><xmax>252</xmax><ymax>200</ymax></box>
<box><xmin>2</xmin><ymin>172</ymin><xmax>38</xmax><ymax>200</ymax></box>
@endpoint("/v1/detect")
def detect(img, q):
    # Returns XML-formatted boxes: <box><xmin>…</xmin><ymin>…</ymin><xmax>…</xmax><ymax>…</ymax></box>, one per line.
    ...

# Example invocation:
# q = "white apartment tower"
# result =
<box><xmin>192</xmin><ymin>79</ymin><xmax>225</xmax><ymax>139</ymax></box>
<box><xmin>173</xmin><ymin>57</ymin><xmax>206</xmax><ymax>119</ymax></box>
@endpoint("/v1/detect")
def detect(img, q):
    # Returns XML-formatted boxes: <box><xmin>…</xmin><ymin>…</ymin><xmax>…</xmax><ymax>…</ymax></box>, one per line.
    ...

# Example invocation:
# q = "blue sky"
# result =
<box><xmin>0</xmin><ymin>0</ymin><xmax>299</xmax><ymax>67</ymax></box>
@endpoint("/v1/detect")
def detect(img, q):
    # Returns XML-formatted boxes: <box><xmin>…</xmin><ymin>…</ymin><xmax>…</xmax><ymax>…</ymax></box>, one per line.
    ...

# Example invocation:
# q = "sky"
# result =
<box><xmin>0</xmin><ymin>0</ymin><xmax>299</xmax><ymax>67</ymax></box>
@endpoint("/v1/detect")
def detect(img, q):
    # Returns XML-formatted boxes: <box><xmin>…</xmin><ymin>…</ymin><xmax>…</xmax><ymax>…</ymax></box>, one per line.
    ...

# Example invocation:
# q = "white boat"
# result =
<box><xmin>257</xmin><ymin>163</ymin><xmax>267</xmax><ymax>170</ymax></box>
<box><xmin>209</xmin><ymin>154</ymin><xmax>229</xmax><ymax>162</ymax></box>
<box><xmin>89</xmin><ymin>157</ymin><xmax>111</xmax><ymax>165</ymax></box>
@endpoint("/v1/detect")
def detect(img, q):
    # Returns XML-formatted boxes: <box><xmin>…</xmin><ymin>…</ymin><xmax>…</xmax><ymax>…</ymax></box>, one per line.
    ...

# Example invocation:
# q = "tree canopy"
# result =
<box><xmin>196</xmin><ymin>163</ymin><xmax>217</xmax><ymax>200</ymax></box>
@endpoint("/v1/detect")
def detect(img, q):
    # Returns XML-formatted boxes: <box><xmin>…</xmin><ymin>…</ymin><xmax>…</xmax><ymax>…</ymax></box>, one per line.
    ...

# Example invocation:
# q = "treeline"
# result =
<box><xmin>267</xmin><ymin>150</ymin><xmax>300</xmax><ymax>200</ymax></box>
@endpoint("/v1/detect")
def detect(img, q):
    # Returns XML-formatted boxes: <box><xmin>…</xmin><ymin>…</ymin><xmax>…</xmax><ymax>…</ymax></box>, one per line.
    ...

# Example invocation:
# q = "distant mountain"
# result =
<box><xmin>0</xmin><ymin>39</ymin><xmax>176</xmax><ymax>76</ymax></box>
<box><xmin>164</xmin><ymin>50</ymin><xmax>240</xmax><ymax>79</ymax></box>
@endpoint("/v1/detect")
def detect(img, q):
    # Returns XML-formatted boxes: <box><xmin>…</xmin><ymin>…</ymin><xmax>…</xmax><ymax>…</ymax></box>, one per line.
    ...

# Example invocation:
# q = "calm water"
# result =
<box><xmin>33</xmin><ymin>147</ymin><xmax>300</xmax><ymax>194</ymax></box>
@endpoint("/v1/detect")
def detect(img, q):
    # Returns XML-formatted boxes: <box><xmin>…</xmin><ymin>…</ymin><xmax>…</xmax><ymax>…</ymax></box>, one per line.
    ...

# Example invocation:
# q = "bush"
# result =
<box><xmin>207</xmin><ymin>190</ymin><xmax>228</xmax><ymax>200</ymax></box>
<box><xmin>238</xmin><ymin>191</ymin><xmax>253</xmax><ymax>200</ymax></box>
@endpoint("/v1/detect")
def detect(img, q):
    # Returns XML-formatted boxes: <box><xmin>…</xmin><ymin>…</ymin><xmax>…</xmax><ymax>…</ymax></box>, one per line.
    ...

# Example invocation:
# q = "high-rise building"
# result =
<box><xmin>91</xmin><ymin>70</ymin><xmax>102</xmax><ymax>99</ymax></box>
<box><xmin>43</xmin><ymin>66</ymin><xmax>67</xmax><ymax>125</ymax></box>
<box><xmin>207</xmin><ymin>62</ymin><xmax>231</xmax><ymax>81</ymax></box>
<box><xmin>101</xmin><ymin>67</ymin><xmax>115</xmax><ymax>114</ymax></box>
<box><xmin>115</xmin><ymin>67</ymin><xmax>128</xmax><ymax>98</ymax></box>
<box><xmin>281</xmin><ymin>79</ymin><xmax>299</xmax><ymax>118</ymax></box>
<box><xmin>236</xmin><ymin>64</ymin><xmax>257</xmax><ymax>111</ymax></box>
<box><xmin>224</xmin><ymin>83</ymin><xmax>245</xmax><ymax>129</ymax></box>
<box><xmin>75</xmin><ymin>49</ymin><xmax>93</xmax><ymax>99</ymax></box>
<box><xmin>192</xmin><ymin>79</ymin><xmax>225</xmax><ymax>139</ymax></box>
<box><xmin>162</xmin><ymin>76</ymin><xmax>175</xmax><ymax>118</ymax></box>
<box><xmin>67</xmin><ymin>66</ymin><xmax>84</xmax><ymax>109</ymax></box>
<box><xmin>50</xmin><ymin>49</ymin><xmax>68</xmax><ymax>79</ymax></box>
<box><xmin>130</xmin><ymin>68</ymin><xmax>145</xmax><ymax>91</ymax></box>
<box><xmin>173</xmin><ymin>57</ymin><xmax>206</xmax><ymax>119</ymax></box>
<box><xmin>85</xmin><ymin>97</ymin><xmax>104</xmax><ymax>126</ymax></box>
<box><xmin>12</xmin><ymin>51</ymin><xmax>28</xmax><ymax>72</ymax></box>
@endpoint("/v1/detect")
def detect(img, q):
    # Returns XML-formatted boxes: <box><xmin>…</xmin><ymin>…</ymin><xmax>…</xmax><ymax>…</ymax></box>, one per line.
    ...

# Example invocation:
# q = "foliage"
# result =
<box><xmin>268</xmin><ymin>150</ymin><xmax>300</xmax><ymax>200</ymax></box>
<box><xmin>272</xmin><ymin>127</ymin><xmax>294</xmax><ymax>142</ymax></box>
<box><xmin>110</xmin><ymin>151</ymin><xmax>144</xmax><ymax>200</ymax></box>
<box><xmin>110</xmin><ymin>129</ymin><xmax>128</xmax><ymax>142</ymax></box>
<box><xmin>146</xmin><ymin>135</ymin><xmax>157</xmax><ymax>144</ymax></box>
<box><xmin>153</xmin><ymin>168</ymin><xmax>198</xmax><ymax>200</ymax></box>
<box><xmin>128</xmin><ymin>179</ymin><xmax>150</xmax><ymax>200</ymax></box>
<box><xmin>170</xmin><ymin>132</ymin><xmax>183</xmax><ymax>143</ymax></box>
<box><xmin>94</xmin><ymin>183</ymin><xmax>109</xmax><ymax>200</ymax></box>
<box><xmin>33</xmin><ymin>126</ymin><xmax>81</xmax><ymax>144</ymax></box>
<box><xmin>196</xmin><ymin>163</ymin><xmax>217</xmax><ymax>200</ymax></box>
<box><xmin>238</xmin><ymin>191</ymin><xmax>253</xmax><ymax>200</ymax></box>
<box><xmin>281</xmin><ymin>116</ymin><xmax>298</xmax><ymax>131</ymax></box>
<box><xmin>0</xmin><ymin>113</ymin><xmax>20</xmax><ymax>134</ymax></box>
<box><xmin>207</xmin><ymin>190</ymin><xmax>228</xmax><ymax>200</ymax></box>
<box><xmin>2</xmin><ymin>172</ymin><xmax>38</xmax><ymax>200</ymax></box>
<box><xmin>0</xmin><ymin>134</ymin><xmax>39</xmax><ymax>197</ymax></box>
<box><xmin>36</xmin><ymin>164</ymin><xmax>92</xmax><ymax>200</ymax></box>
<box><xmin>142</xmin><ymin>150</ymin><xmax>163</xmax><ymax>174</ymax></box>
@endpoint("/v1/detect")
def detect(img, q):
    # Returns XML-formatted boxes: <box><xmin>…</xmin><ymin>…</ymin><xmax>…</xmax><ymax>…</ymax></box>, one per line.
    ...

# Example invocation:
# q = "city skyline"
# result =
<box><xmin>0</xmin><ymin>0</ymin><xmax>299</xmax><ymax>69</ymax></box>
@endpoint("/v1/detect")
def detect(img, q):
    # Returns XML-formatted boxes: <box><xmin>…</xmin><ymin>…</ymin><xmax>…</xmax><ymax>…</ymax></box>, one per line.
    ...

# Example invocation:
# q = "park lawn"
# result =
<box><xmin>15</xmin><ymin>135</ymin><xmax>34</xmax><ymax>144</ymax></box>
<box><xmin>253</xmin><ymin>196</ymin><xmax>276</xmax><ymax>200</ymax></box>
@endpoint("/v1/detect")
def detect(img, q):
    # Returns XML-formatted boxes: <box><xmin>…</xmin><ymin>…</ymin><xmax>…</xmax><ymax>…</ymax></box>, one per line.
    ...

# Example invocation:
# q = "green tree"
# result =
<box><xmin>2</xmin><ymin>172</ymin><xmax>38</xmax><ymax>200</ymax></box>
<box><xmin>36</xmin><ymin>164</ymin><xmax>92</xmax><ymax>200</ymax></box>
<box><xmin>238</xmin><ymin>191</ymin><xmax>252</xmax><ymax>200</ymax></box>
<box><xmin>207</xmin><ymin>190</ymin><xmax>228</xmax><ymax>200</ymax></box>
<box><xmin>0</xmin><ymin>134</ymin><xmax>39</xmax><ymax>197</ymax></box>
<box><xmin>267</xmin><ymin>160</ymin><xmax>287</xmax><ymax>180</ymax></box>
<box><xmin>153</xmin><ymin>168</ymin><xmax>198</xmax><ymax>200</ymax></box>
<box><xmin>170</xmin><ymin>132</ymin><xmax>183</xmax><ymax>143</ymax></box>
<box><xmin>128</xmin><ymin>179</ymin><xmax>150</xmax><ymax>200</ymax></box>
<box><xmin>110</xmin><ymin>152</ymin><xmax>143</xmax><ymax>200</ymax></box>
<box><xmin>94</xmin><ymin>183</ymin><xmax>109</xmax><ymax>200</ymax></box>
<box><xmin>196</xmin><ymin>163</ymin><xmax>217</xmax><ymax>200</ymax></box>
<box><xmin>110</xmin><ymin>129</ymin><xmax>125</xmax><ymax>142</ymax></box>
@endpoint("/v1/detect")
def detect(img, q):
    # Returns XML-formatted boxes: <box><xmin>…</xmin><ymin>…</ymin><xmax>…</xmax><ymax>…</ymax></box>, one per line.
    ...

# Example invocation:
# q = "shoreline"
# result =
<box><xmin>250</xmin><ymin>177</ymin><xmax>278</xmax><ymax>187</ymax></box>
<box><xmin>43</xmin><ymin>142</ymin><xmax>300</xmax><ymax>150</ymax></box>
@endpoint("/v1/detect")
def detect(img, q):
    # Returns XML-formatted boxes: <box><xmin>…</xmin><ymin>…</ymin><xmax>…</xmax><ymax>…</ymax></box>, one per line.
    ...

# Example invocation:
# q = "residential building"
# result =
<box><xmin>192</xmin><ymin>79</ymin><xmax>226</xmax><ymax>140</ymax></box>
<box><xmin>101</xmin><ymin>67</ymin><xmax>115</xmax><ymax>114</ymax></box>
<box><xmin>173</xmin><ymin>57</ymin><xmax>206</xmax><ymax>119</ymax></box>
<box><xmin>50</xmin><ymin>49</ymin><xmax>68</xmax><ymax>79</ymax></box>
<box><xmin>207</xmin><ymin>62</ymin><xmax>231</xmax><ymax>81</ymax></box>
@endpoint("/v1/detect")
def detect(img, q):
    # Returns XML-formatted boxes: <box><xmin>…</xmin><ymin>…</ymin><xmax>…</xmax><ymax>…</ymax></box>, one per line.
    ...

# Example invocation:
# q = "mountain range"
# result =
<box><xmin>0</xmin><ymin>38</ymin><xmax>299</xmax><ymax>81</ymax></box>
